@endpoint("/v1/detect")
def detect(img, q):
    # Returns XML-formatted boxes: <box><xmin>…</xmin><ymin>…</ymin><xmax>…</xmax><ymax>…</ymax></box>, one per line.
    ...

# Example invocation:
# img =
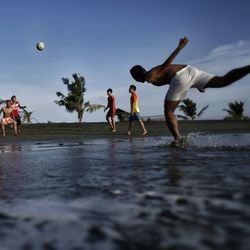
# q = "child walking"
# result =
<box><xmin>128</xmin><ymin>85</ymin><xmax>147</xmax><ymax>136</ymax></box>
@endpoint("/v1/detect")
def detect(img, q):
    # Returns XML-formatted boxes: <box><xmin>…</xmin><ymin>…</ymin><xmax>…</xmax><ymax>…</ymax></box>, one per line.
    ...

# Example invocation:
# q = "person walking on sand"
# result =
<box><xmin>128</xmin><ymin>85</ymin><xmax>147</xmax><ymax>136</ymax></box>
<box><xmin>11</xmin><ymin>95</ymin><xmax>26</xmax><ymax>135</ymax></box>
<box><xmin>130</xmin><ymin>37</ymin><xmax>250</xmax><ymax>147</ymax></box>
<box><xmin>0</xmin><ymin>100</ymin><xmax>18</xmax><ymax>136</ymax></box>
<box><xmin>104</xmin><ymin>88</ymin><xmax>117</xmax><ymax>132</ymax></box>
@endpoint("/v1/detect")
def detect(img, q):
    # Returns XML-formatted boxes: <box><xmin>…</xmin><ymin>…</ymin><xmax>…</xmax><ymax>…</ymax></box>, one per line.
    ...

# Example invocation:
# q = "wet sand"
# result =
<box><xmin>1</xmin><ymin>120</ymin><xmax>250</xmax><ymax>142</ymax></box>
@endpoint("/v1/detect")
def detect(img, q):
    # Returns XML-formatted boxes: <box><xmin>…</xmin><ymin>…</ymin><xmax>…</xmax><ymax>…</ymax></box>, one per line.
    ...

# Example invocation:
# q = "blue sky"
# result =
<box><xmin>0</xmin><ymin>0</ymin><xmax>250</xmax><ymax>122</ymax></box>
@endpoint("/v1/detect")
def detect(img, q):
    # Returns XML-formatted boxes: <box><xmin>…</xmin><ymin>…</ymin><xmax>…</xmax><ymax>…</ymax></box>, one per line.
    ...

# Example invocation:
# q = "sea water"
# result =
<box><xmin>0</xmin><ymin>133</ymin><xmax>250</xmax><ymax>250</ymax></box>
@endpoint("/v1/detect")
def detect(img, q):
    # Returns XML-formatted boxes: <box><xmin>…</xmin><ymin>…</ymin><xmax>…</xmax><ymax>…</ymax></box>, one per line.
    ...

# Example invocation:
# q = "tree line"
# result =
<box><xmin>176</xmin><ymin>98</ymin><xmax>249</xmax><ymax>121</ymax></box>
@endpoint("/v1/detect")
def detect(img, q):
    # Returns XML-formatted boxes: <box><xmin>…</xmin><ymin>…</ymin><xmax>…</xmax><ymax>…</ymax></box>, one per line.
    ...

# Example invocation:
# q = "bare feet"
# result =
<box><xmin>170</xmin><ymin>138</ymin><xmax>187</xmax><ymax>148</ymax></box>
<box><xmin>142</xmin><ymin>131</ymin><xmax>148</xmax><ymax>136</ymax></box>
<box><xmin>111</xmin><ymin>129</ymin><xmax>116</xmax><ymax>133</ymax></box>
<box><xmin>127</xmin><ymin>131</ymin><xmax>131</xmax><ymax>136</ymax></box>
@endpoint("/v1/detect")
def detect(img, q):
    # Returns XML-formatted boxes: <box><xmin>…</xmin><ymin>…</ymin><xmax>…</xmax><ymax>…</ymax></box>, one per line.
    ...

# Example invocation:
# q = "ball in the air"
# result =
<box><xmin>36</xmin><ymin>42</ymin><xmax>45</xmax><ymax>51</ymax></box>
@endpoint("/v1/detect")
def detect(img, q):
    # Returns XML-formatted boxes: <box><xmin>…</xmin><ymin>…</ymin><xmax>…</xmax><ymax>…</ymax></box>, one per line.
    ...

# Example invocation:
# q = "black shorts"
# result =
<box><xmin>129</xmin><ymin>112</ymin><xmax>141</xmax><ymax>122</ymax></box>
<box><xmin>14</xmin><ymin>115</ymin><xmax>21</xmax><ymax>125</ymax></box>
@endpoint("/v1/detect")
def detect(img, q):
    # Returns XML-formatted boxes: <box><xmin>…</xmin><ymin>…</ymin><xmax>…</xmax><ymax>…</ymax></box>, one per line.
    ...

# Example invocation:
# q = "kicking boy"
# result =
<box><xmin>128</xmin><ymin>85</ymin><xmax>147</xmax><ymax>136</ymax></box>
<box><xmin>11</xmin><ymin>95</ymin><xmax>26</xmax><ymax>135</ymax></box>
<box><xmin>0</xmin><ymin>100</ymin><xmax>18</xmax><ymax>136</ymax></box>
<box><xmin>130</xmin><ymin>37</ymin><xmax>250</xmax><ymax>146</ymax></box>
<box><xmin>104</xmin><ymin>88</ymin><xmax>117</xmax><ymax>132</ymax></box>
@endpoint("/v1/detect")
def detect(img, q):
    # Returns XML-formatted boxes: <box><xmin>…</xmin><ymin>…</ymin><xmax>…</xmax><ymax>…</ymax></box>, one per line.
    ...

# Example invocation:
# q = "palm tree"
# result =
<box><xmin>177</xmin><ymin>98</ymin><xmax>209</xmax><ymax>120</ymax></box>
<box><xmin>21</xmin><ymin>108</ymin><xmax>39</xmax><ymax>123</ymax></box>
<box><xmin>223</xmin><ymin>101</ymin><xmax>247</xmax><ymax>120</ymax></box>
<box><xmin>55</xmin><ymin>73</ymin><xmax>104</xmax><ymax>122</ymax></box>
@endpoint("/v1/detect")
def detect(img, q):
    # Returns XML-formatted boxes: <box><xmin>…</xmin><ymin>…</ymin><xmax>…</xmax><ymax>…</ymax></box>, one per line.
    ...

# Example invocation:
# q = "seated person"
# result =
<box><xmin>0</xmin><ymin>100</ymin><xmax>18</xmax><ymax>136</ymax></box>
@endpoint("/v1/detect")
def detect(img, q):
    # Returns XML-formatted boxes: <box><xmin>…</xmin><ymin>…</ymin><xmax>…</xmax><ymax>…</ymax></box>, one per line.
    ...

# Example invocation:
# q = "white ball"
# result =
<box><xmin>36</xmin><ymin>42</ymin><xmax>45</xmax><ymax>51</ymax></box>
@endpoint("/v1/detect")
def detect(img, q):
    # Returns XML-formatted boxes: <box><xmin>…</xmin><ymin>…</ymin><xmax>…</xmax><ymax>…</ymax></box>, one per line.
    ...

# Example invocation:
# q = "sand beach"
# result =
<box><xmin>1</xmin><ymin>120</ymin><xmax>250</xmax><ymax>142</ymax></box>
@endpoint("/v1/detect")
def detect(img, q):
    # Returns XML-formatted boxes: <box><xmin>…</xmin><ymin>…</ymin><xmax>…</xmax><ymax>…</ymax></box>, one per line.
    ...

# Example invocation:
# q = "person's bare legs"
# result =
<box><xmin>138</xmin><ymin>120</ymin><xmax>147</xmax><ymax>135</ymax></box>
<box><xmin>13</xmin><ymin>123</ymin><xmax>18</xmax><ymax>136</ymax></box>
<box><xmin>128</xmin><ymin>121</ymin><xmax>135</xmax><ymax>135</ymax></box>
<box><xmin>106</xmin><ymin>116</ymin><xmax>113</xmax><ymax>130</ymax></box>
<box><xmin>205</xmin><ymin>65</ymin><xmax>250</xmax><ymax>88</ymax></box>
<box><xmin>17</xmin><ymin>124</ymin><xmax>21</xmax><ymax>135</ymax></box>
<box><xmin>164</xmin><ymin>100</ymin><xmax>181</xmax><ymax>141</ymax></box>
<box><xmin>111</xmin><ymin>117</ymin><xmax>116</xmax><ymax>132</ymax></box>
<box><xmin>2</xmin><ymin>124</ymin><xmax>6</xmax><ymax>137</ymax></box>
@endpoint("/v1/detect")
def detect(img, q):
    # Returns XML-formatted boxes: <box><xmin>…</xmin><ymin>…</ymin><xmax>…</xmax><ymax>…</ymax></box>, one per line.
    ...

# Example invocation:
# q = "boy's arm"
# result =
<box><xmin>145</xmin><ymin>37</ymin><xmax>189</xmax><ymax>85</ymax></box>
<box><xmin>104</xmin><ymin>104</ymin><xmax>108</xmax><ymax>111</ymax></box>
<box><xmin>161</xmin><ymin>37</ymin><xmax>189</xmax><ymax>68</ymax></box>
<box><xmin>104</xmin><ymin>99</ymin><xmax>109</xmax><ymax>111</ymax></box>
<box><xmin>130</xmin><ymin>97</ymin><xmax>134</xmax><ymax>115</ymax></box>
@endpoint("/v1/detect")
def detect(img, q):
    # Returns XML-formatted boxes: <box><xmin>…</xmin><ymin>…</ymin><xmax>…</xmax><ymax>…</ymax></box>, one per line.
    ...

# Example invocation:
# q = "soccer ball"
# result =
<box><xmin>36</xmin><ymin>42</ymin><xmax>45</xmax><ymax>51</ymax></box>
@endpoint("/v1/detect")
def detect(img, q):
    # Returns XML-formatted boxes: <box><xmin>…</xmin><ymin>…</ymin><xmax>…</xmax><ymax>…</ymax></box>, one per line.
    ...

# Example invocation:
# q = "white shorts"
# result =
<box><xmin>165</xmin><ymin>65</ymin><xmax>214</xmax><ymax>101</ymax></box>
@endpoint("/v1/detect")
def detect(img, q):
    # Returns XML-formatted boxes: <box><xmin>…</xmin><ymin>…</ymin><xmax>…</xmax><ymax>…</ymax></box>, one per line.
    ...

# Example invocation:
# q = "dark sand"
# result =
<box><xmin>1</xmin><ymin>120</ymin><xmax>250</xmax><ymax>142</ymax></box>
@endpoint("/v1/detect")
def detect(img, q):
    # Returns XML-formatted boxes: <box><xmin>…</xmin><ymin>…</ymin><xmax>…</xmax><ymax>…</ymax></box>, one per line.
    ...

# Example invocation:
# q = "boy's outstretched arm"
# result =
<box><xmin>161</xmin><ymin>37</ymin><xmax>189</xmax><ymax>68</ymax></box>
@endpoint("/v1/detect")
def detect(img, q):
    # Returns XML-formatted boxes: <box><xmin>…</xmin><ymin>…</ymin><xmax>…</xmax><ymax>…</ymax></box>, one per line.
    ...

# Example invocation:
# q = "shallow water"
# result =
<box><xmin>0</xmin><ymin>133</ymin><xmax>250</xmax><ymax>250</ymax></box>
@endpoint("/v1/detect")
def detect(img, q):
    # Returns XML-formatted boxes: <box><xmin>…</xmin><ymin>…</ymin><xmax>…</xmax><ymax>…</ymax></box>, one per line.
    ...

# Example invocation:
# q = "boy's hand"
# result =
<box><xmin>178</xmin><ymin>37</ymin><xmax>189</xmax><ymax>49</ymax></box>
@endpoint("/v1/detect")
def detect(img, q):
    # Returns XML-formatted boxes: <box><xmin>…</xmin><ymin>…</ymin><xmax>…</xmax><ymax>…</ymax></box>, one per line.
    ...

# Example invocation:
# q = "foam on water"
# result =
<box><xmin>186</xmin><ymin>133</ymin><xmax>250</xmax><ymax>149</ymax></box>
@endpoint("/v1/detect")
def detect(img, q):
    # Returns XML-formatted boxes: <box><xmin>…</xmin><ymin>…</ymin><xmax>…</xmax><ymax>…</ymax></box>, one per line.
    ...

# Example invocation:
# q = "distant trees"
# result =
<box><xmin>223</xmin><ymin>101</ymin><xmax>249</xmax><ymax>120</ymax></box>
<box><xmin>21</xmin><ymin>108</ymin><xmax>39</xmax><ymax>123</ymax></box>
<box><xmin>55</xmin><ymin>73</ymin><xmax>104</xmax><ymax>123</ymax></box>
<box><xmin>177</xmin><ymin>98</ymin><xmax>209</xmax><ymax>120</ymax></box>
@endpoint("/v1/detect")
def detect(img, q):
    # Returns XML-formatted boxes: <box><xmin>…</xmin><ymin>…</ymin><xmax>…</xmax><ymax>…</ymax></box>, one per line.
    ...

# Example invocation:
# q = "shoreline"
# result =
<box><xmin>1</xmin><ymin>120</ymin><xmax>250</xmax><ymax>143</ymax></box>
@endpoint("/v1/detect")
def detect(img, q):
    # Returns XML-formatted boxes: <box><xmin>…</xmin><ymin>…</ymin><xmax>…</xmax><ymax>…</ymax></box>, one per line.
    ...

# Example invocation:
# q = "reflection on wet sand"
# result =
<box><xmin>0</xmin><ymin>144</ymin><xmax>22</xmax><ymax>153</ymax></box>
<box><xmin>166</xmin><ymin>151</ymin><xmax>183</xmax><ymax>185</ymax></box>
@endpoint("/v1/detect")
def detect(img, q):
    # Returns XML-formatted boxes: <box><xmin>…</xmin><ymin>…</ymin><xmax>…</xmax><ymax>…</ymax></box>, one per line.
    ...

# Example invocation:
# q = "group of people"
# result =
<box><xmin>0</xmin><ymin>96</ymin><xmax>25</xmax><ymax>136</ymax></box>
<box><xmin>105</xmin><ymin>37</ymin><xmax>250</xmax><ymax>146</ymax></box>
<box><xmin>104</xmin><ymin>85</ymin><xmax>147</xmax><ymax>135</ymax></box>
<box><xmin>2</xmin><ymin>37</ymin><xmax>250</xmax><ymax>145</ymax></box>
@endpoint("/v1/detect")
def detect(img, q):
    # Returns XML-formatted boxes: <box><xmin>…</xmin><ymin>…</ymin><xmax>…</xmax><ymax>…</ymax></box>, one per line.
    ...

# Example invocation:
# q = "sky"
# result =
<box><xmin>0</xmin><ymin>0</ymin><xmax>250</xmax><ymax>122</ymax></box>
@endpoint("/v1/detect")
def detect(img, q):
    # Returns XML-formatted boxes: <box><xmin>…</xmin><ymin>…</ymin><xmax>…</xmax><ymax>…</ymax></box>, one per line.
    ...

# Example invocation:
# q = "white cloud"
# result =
<box><xmin>189</xmin><ymin>40</ymin><xmax>250</xmax><ymax>74</ymax></box>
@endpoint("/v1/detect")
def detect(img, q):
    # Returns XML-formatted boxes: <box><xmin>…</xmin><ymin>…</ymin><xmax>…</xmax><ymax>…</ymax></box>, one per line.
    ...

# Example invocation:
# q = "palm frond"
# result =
<box><xmin>178</xmin><ymin>98</ymin><xmax>197</xmax><ymax>120</ymax></box>
<box><xmin>224</xmin><ymin>101</ymin><xmax>245</xmax><ymax>119</ymax></box>
<box><xmin>62</xmin><ymin>78</ymin><xmax>69</xmax><ymax>85</ymax></box>
<box><xmin>176</xmin><ymin>115</ymin><xmax>188</xmax><ymax>120</ymax></box>
<box><xmin>85</xmin><ymin>104</ymin><xmax>105</xmax><ymax>113</ymax></box>
<box><xmin>56</xmin><ymin>92</ymin><xmax>66</xmax><ymax>98</ymax></box>
<box><xmin>197</xmin><ymin>104</ymin><xmax>209</xmax><ymax>117</ymax></box>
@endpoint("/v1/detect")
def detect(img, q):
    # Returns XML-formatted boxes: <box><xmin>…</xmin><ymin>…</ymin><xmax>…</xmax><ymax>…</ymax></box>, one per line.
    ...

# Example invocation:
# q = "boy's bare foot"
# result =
<box><xmin>142</xmin><ymin>131</ymin><xmax>148</xmax><ymax>136</ymax></box>
<box><xmin>170</xmin><ymin>138</ymin><xmax>187</xmax><ymax>148</ymax></box>
<box><xmin>111</xmin><ymin>129</ymin><xmax>116</xmax><ymax>133</ymax></box>
<box><xmin>127</xmin><ymin>131</ymin><xmax>131</xmax><ymax>136</ymax></box>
